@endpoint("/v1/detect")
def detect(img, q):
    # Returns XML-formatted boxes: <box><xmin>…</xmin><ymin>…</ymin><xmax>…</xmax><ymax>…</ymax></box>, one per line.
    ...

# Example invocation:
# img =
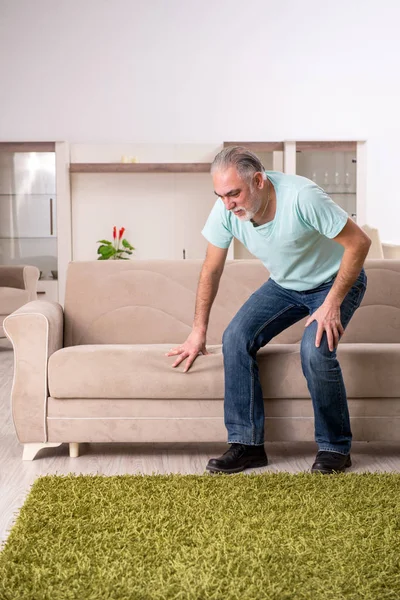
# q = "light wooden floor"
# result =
<box><xmin>1</xmin><ymin>338</ymin><xmax>400</xmax><ymax>544</ymax></box>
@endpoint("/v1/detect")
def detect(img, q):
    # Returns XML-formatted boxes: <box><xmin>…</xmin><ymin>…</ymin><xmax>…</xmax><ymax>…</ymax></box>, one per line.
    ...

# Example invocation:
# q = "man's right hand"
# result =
<box><xmin>165</xmin><ymin>330</ymin><xmax>209</xmax><ymax>373</ymax></box>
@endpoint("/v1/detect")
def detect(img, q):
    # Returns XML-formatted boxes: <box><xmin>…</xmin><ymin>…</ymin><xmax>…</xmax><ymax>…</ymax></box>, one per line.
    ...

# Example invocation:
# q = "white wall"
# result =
<box><xmin>1</xmin><ymin>0</ymin><xmax>400</xmax><ymax>241</ymax></box>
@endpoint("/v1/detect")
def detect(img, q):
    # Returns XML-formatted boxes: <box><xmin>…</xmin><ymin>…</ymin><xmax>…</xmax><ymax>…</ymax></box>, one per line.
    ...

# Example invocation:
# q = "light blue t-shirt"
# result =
<box><xmin>201</xmin><ymin>171</ymin><xmax>348</xmax><ymax>291</ymax></box>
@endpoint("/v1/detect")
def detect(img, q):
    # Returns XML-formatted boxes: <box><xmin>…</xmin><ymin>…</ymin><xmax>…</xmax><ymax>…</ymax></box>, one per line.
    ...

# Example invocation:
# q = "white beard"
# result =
<box><xmin>232</xmin><ymin>207</ymin><xmax>257</xmax><ymax>221</ymax></box>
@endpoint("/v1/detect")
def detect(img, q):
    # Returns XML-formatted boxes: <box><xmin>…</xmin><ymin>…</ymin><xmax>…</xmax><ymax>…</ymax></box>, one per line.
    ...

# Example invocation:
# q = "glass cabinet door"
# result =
<box><xmin>295</xmin><ymin>142</ymin><xmax>357</xmax><ymax>220</ymax></box>
<box><xmin>0</xmin><ymin>149</ymin><xmax>58</xmax><ymax>280</ymax></box>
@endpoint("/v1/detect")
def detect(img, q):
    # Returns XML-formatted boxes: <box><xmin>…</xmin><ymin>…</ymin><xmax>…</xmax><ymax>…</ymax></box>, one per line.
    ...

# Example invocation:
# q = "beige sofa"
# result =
<box><xmin>361</xmin><ymin>224</ymin><xmax>400</xmax><ymax>260</ymax></box>
<box><xmin>383</xmin><ymin>243</ymin><xmax>400</xmax><ymax>260</ymax></box>
<box><xmin>0</xmin><ymin>265</ymin><xmax>39</xmax><ymax>338</ymax></box>
<box><xmin>4</xmin><ymin>259</ymin><xmax>400</xmax><ymax>461</ymax></box>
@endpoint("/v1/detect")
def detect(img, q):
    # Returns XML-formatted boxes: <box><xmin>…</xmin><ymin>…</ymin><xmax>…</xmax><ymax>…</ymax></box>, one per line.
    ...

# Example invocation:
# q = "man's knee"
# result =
<box><xmin>222</xmin><ymin>321</ymin><xmax>251</xmax><ymax>354</ymax></box>
<box><xmin>300</xmin><ymin>328</ymin><xmax>335</xmax><ymax>370</ymax></box>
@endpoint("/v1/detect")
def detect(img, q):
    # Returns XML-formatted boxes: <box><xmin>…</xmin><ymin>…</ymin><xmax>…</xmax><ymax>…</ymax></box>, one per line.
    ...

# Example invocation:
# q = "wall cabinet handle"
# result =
<box><xmin>50</xmin><ymin>198</ymin><xmax>53</xmax><ymax>235</ymax></box>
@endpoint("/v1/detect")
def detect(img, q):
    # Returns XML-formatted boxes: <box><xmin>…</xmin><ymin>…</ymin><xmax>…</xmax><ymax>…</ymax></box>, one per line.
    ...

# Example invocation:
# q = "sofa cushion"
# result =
<box><xmin>48</xmin><ymin>343</ymin><xmax>400</xmax><ymax>400</ymax></box>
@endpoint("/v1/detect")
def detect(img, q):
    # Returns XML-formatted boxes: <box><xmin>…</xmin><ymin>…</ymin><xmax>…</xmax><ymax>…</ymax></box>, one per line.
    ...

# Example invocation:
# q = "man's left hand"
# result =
<box><xmin>304</xmin><ymin>301</ymin><xmax>344</xmax><ymax>351</ymax></box>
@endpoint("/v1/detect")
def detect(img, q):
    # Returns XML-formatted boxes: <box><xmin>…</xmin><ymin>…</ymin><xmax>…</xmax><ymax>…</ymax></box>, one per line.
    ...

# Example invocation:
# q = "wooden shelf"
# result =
<box><xmin>296</xmin><ymin>141</ymin><xmax>357</xmax><ymax>152</ymax></box>
<box><xmin>223</xmin><ymin>142</ymin><xmax>284</xmax><ymax>151</ymax></box>
<box><xmin>223</xmin><ymin>141</ymin><xmax>358</xmax><ymax>152</ymax></box>
<box><xmin>0</xmin><ymin>142</ymin><xmax>55</xmax><ymax>152</ymax></box>
<box><xmin>69</xmin><ymin>163</ymin><xmax>212</xmax><ymax>173</ymax></box>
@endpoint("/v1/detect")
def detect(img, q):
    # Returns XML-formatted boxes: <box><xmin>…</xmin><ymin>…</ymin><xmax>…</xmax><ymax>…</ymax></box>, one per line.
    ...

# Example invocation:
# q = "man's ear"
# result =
<box><xmin>254</xmin><ymin>171</ymin><xmax>265</xmax><ymax>188</ymax></box>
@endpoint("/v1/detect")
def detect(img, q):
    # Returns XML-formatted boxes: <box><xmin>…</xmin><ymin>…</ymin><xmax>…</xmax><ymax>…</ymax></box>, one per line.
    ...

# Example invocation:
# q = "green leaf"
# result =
<box><xmin>96</xmin><ymin>240</ymin><xmax>112</xmax><ymax>245</ymax></box>
<box><xmin>98</xmin><ymin>245</ymin><xmax>115</xmax><ymax>258</ymax></box>
<box><xmin>122</xmin><ymin>239</ymin><xmax>135</xmax><ymax>250</ymax></box>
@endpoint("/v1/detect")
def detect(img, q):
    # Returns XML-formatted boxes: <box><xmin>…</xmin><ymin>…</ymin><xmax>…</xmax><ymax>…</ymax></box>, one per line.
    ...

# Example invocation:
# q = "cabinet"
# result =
<box><xmin>69</xmin><ymin>163</ymin><xmax>211</xmax><ymax>173</ymax></box>
<box><xmin>68</xmin><ymin>140</ymin><xmax>366</xmax><ymax>263</ymax></box>
<box><xmin>221</xmin><ymin>142</ymin><xmax>284</xmax><ymax>259</ymax></box>
<box><xmin>37</xmin><ymin>279</ymin><xmax>59</xmax><ymax>302</ymax></box>
<box><xmin>223</xmin><ymin>140</ymin><xmax>366</xmax><ymax>259</ymax></box>
<box><xmin>0</xmin><ymin>144</ymin><xmax>59</xmax><ymax>291</ymax></box>
<box><xmin>295</xmin><ymin>141</ymin><xmax>358</xmax><ymax>220</ymax></box>
<box><xmin>0</xmin><ymin>150</ymin><xmax>57</xmax><ymax>238</ymax></box>
<box><xmin>0</xmin><ymin>194</ymin><xmax>56</xmax><ymax>239</ymax></box>
<box><xmin>69</xmin><ymin>152</ymin><xmax>216</xmax><ymax>263</ymax></box>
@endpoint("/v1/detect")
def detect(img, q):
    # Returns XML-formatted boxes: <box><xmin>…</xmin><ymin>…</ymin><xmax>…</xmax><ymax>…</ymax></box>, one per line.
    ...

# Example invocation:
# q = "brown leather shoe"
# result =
<box><xmin>206</xmin><ymin>443</ymin><xmax>268</xmax><ymax>474</ymax></box>
<box><xmin>311</xmin><ymin>451</ymin><xmax>352</xmax><ymax>474</ymax></box>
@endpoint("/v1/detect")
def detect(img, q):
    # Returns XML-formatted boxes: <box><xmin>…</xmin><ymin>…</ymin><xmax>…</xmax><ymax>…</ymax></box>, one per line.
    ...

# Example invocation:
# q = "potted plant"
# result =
<box><xmin>97</xmin><ymin>227</ymin><xmax>135</xmax><ymax>260</ymax></box>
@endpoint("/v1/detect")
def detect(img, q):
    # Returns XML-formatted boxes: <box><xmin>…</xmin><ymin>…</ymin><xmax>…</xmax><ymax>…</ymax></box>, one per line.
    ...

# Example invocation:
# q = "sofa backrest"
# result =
<box><xmin>64</xmin><ymin>259</ymin><xmax>400</xmax><ymax>346</ymax></box>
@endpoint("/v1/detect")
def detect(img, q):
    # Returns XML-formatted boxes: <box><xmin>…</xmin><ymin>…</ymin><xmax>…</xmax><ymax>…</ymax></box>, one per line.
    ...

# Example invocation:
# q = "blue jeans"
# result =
<box><xmin>222</xmin><ymin>269</ymin><xmax>367</xmax><ymax>455</ymax></box>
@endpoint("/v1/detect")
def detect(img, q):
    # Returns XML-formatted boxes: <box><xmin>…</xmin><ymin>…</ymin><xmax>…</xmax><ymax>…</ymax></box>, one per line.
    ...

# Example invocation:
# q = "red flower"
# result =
<box><xmin>119</xmin><ymin>227</ymin><xmax>125</xmax><ymax>240</ymax></box>
<box><xmin>113</xmin><ymin>226</ymin><xmax>117</xmax><ymax>240</ymax></box>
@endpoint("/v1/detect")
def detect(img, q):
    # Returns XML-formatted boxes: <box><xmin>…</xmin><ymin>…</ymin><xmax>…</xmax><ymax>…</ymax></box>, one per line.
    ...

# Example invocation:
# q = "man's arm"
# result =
<box><xmin>305</xmin><ymin>218</ymin><xmax>371</xmax><ymax>350</ymax></box>
<box><xmin>166</xmin><ymin>243</ymin><xmax>228</xmax><ymax>372</ymax></box>
<box><xmin>192</xmin><ymin>243</ymin><xmax>229</xmax><ymax>334</ymax></box>
<box><xmin>325</xmin><ymin>218</ymin><xmax>371</xmax><ymax>306</ymax></box>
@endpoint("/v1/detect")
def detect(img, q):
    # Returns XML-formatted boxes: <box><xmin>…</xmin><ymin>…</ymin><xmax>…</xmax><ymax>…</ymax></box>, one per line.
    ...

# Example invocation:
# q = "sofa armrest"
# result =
<box><xmin>0</xmin><ymin>265</ymin><xmax>40</xmax><ymax>300</ymax></box>
<box><xmin>3</xmin><ymin>300</ymin><xmax>64</xmax><ymax>443</ymax></box>
<box><xmin>382</xmin><ymin>243</ymin><xmax>400</xmax><ymax>260</ymax></box>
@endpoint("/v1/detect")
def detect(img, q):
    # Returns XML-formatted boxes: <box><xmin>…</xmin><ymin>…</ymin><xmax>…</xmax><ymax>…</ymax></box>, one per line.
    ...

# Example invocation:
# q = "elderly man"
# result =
<box><xmin>167</xmin><ymin>146</ymin><xmax>371</xmax><ymax>475</ymax></box>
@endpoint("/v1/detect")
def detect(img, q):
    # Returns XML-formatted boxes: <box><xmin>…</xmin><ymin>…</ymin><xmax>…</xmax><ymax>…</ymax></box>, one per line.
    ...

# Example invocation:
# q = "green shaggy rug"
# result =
<box><xmin>1</xmin><ymin>473</ymin><xmax>400</xmax><ymax>600</ymax></box>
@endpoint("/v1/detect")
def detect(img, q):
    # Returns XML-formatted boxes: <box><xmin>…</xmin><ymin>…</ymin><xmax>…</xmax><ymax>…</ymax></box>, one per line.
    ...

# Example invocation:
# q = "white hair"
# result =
<box><xmin>211</xmin><ymin>146</ymin><xmax>266</xmax><ymax>184</ymax></box>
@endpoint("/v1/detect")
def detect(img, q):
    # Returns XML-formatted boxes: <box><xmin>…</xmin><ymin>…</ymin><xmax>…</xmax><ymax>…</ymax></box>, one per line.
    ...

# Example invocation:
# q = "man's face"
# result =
<box><xmin>213</xmin><ymin>167</ymin><xmax>263</xmax><ymax>221</ymax></box>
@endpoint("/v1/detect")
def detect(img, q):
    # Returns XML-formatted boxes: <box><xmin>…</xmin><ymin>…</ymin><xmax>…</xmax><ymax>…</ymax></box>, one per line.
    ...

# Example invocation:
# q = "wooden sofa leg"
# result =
<box><xmin>23</xmin><ymin>442</ymin><xmax>62</xmax><ymax>461</ymax></box>
<box><xmin>69</xmin><ymin>443</ymin><xmax>80</xmax><ymax>458</ymax></box>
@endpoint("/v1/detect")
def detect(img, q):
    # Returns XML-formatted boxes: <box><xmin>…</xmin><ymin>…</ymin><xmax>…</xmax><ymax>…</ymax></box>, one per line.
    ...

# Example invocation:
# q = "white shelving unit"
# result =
<box><xmin>37</xmin><ymin>279</ymin><xmax>59</xmax><ymax>302</ymax></box>
<box><xmin>62</xmin><ymin>140</ymin><xmax>367</xmax><ymax>282</ymax></box>
<box><xmin>222</xmin><ymin>140</ymin><xmax>366</xmax><ymax>259</ymax></box>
